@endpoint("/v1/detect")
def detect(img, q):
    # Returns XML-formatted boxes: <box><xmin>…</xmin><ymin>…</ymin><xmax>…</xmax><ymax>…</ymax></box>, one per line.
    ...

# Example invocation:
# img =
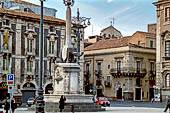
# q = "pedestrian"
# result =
<box><xmin>93</xmin><ymin>95</ymin><xmax>98</xmax><ymax>103</ymax></box>
<box><xmin>4</xmin><ymin>97</ymin><xmax>9</xmax><ymax>113</ymax></box>
<box><xmin>11</xmin><ymin>97</ymin><xmax>16</xmax><ymax>113</ymax></box>
<box><xmin>151</xmin><ymin>98</ymin><xmax>154</xmax><ymax>103</ymax></box>
<box><xmin>164</xmin><ymin>98</ymin><xmax>170</xmax><ymax>112</ymax></box>
<box><xmin>59</xmin><ymin>95</ymin><xmax>66</xmax><ymax>113</ymax></box>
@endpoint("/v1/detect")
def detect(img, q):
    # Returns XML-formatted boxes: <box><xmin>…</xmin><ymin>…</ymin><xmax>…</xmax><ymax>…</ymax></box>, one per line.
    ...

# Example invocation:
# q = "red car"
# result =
<box><xmin>96</xmin><ymin>97</ymin><xmax>110</xmax><ymax>107</ymax></box>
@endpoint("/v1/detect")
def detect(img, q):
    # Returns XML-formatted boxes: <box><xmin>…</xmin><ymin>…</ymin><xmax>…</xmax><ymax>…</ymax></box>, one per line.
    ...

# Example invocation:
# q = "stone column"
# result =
<box><xmin>156</xmin><ymin>10</ymin><xmax>162</xmax><ymax>89</ymax></box>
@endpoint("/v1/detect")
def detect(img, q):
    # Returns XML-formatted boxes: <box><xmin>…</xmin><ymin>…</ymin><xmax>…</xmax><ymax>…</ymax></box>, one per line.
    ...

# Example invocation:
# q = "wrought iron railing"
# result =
<box><xmin>110</xmin><ymin>67</ymin><xmax>147</xmax><ymax>74</ymax></box>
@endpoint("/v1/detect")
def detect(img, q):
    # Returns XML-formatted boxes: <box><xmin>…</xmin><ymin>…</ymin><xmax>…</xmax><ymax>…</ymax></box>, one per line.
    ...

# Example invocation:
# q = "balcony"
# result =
<box><xmin>25</xmin><ymin>48</ymin><xmax>35</xmax><ymax>56</ymax></box>
<box><xmin>96</xmin><ymin>78</ymin><xmax>102</xmax><ymax>86</ymax></box>
<box><xmin>105</xmin><ymin>81</ymin><xmax>112</xmax><ymax>87</ymax></box>
<box><xmin>149</xmin><ymin>70</ymin><xmax>156</xmax><ymax>77</ymax></box>
<box><xmin>95</xmin><ymin>70</ymin><xmax>102</xmax><ymax>76</ymax></box>
<box><xmin>84</xmin><ymin>71</ymin><xmax>91</xmax><ymax>78</ymax></box>
<box><xmin>110</xmin><ymin>67</ymin><xmax>147</xmax><ymax>78</ymax></box>
<box><xmin>26</xmin><ymin>70</ymin><xmax>35</xmax><ymax>75</ymax></box>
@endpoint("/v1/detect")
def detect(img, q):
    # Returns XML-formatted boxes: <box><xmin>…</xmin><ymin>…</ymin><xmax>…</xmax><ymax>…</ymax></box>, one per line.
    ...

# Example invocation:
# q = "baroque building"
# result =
<box><xmin>84</xmin><ymin>30</ymin><xmax>156</xmax><ymax>101</ymax></box>
<box><xmin>0</xmin><ymin>0</ymin><xmax>85</xmax><ymax>103</ymax></box>
<box><xmin>154</xmin><ymin>0</ymin><xmax>170</xmax><ymax>101</ymax></box>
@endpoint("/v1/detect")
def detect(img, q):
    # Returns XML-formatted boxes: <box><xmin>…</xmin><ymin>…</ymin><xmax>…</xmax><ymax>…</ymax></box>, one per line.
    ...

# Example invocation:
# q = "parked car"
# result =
<box><xmin>27</xmin><ymin>97</ymin><xmax>36</xmax><ymax>107</ymax></box>
<box><xmin>0</xmin><ymin>99</ymin><xmax>6</xmax><ymax>108</ymax></box>
<box><xmin>154</xmin><ymin>95</ymin><xmax>160</xmax><ymax>102</ymax></box>
<box><xmin>96</xmin><ymin>97</ymin><xmax>110</xmax><ymax>107</ymax></box>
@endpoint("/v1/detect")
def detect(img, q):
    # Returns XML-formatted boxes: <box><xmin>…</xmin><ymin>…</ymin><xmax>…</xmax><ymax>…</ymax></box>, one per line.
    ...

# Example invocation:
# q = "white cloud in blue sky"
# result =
<box><xmin>107</xmin><ymin>0</ymin><xmax>113</xmax><ymax>3</ymax></box>
<box><xmin>24</xmin><ymin>0</ymin><xmax>158</xmax><ymax>38</ymax></box>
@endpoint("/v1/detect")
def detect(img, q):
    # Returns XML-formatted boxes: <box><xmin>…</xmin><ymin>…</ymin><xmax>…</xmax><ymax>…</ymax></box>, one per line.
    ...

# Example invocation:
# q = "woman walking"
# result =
<box><xmin>11</xmin><ymin>97</ymin><xmax>16</xmax><ymax>113</ymax></box>
<box><xmin>164</xmin><ymin>98</ymin><xmax>170</xmax><ymax>112</ymax></box>
<box><xmin>59</xmin><ymin>95</ymin><xmax>66</xmax><ymax>113</ymax></box>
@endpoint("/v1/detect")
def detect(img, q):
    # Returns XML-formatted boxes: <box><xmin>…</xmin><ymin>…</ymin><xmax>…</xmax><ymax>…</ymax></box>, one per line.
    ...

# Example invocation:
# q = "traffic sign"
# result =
<box><xmin>7</xmin><ymin>74</ymin><xmax>14</xmax><ymax>85</ymax></box>
<box><xmin>8</xmin><ymin>85</ymin><xmax>14</xmax><ymax>93</ymax></box>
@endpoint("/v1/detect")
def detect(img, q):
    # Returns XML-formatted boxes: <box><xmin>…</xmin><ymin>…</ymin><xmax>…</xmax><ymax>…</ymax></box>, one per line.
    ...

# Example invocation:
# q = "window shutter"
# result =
<box><xmin>44</xmin><ymin>60</ymin><xmax>47</xmax><ymax>78</ymax></box>
<box><xmin>56</xmin><ymin>30</ymin><xmax>61</xmax><ymax>58</ymax></box>
<box><xmin>11</xmin><ymin>57</ymin><xmax>15</xmax><ymax>74</ymax></box>
<box><xmin>165</xmin><ymin>8</ymin><xmax>167</xmax><ymax>18</ymax></box>
<box><xmin>44</xmin><ymin>29</ymin><xmax>48</xmax><ymax>57</ymax></box>
<box><xmin>0</xmin><ymin>32</ymin><xmax>1</xmax><ymax>52</ymax></box>
<box><xmin>35</xmin><ymin>27</ymin><xmax>39</xmax><ymax>57</ymax></box>
<box><xmin>21</xmin><ymin>58</ymin><xmax>25</xmax><ymax>74</ymax></box>
<box><xmin>35</xmin><ymin>59</ymin><xmax>39</xmax><ymax>76</ymax></box>
<box><xmin>11</xmin><ymin>24</ymin><xmax>16</xmax><ymax>55</ymax></box>
<box><xmin>21</xmin><ymin>25</ymin><xmax>26</xmax><ymax>56</ymax></box>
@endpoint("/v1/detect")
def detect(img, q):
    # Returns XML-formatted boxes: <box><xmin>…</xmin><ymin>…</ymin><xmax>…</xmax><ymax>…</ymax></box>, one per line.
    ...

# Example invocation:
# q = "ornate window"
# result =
<box><xmin>165</xmin><ymin>40</ymin><xmax>170</xmax><ymax>56</ymax></box>
<box><xmin>150</xmin><ymin>40</ymin><xmax>154</xmax><ymax>48</ymax></box>
<box><xmin>49</xmin><ymin>41</ymin><xmax>55</xmax><ymax>54</ymax></box>
<box><xmin>107</xmin><ymin>64</ymin><xmax>110</xmax><ymax>70</ymax></box>
<box><xmin>165</xmin><ymin>7</ymin><xmax>170</xmax><ymax>22</ymax></box>
<box><xmin>150</xmin><ymin>62</ymin><xmax>154</xmax><ymax>71</ymax></box>
<box><xmin>27</xmin><ymin>60</ymin><xmax>33</xmax><ymax>72</ymax></box>
<box><xmin>117</xmin><ymin>61</ymin><xmax>121</xmax><ymax>71</ymax></box>
<box><xmin>27</xmin><ymin>23</ymin><xmax>34</xmax><ymax>30</ymax></box>
<box><xmin>2</xmin><ymin>19</ymin><xmax>10</xmax><ymax>26</ymax></box>
<box><xmin>86</xmin><ymin>63</ymin><xmax>90</xmax><ymax>72</ymax></box>
<box><xmin>165</xmin><ymin>74</ymin><xmax>170</xmax><ymax>87</ymax></box>
<box><xmin>50</xmin><ymin>26</ymin><xmax>55</xmax><ymax>32</ymax></box>
<box><xmin>136</xmin><ymin>61</ymin><xmax>141</xmax><ymax>71</ymax></box>
<box><xmin>2</xmin><ymin>58</ymin><xmax>9</xmax><ymax>71</ymax></box>
<box><xmin>3</xmin><ymin>34</ymin><xmax>9</xmax><ymax>51</ymax></box>
<box><xmin>106</xmin><ymin>76</ymin><xmax>111</xmax><ymax>83</ymax></box>
<box><xmin>27</xmin><ymin>39</ymin><xmax>33</xmax><ymax>53</ymax></box>
<box><xmin>97</xmin><ymin>62</ymin><xmax>102</xmax><ymax>74</ymax></box>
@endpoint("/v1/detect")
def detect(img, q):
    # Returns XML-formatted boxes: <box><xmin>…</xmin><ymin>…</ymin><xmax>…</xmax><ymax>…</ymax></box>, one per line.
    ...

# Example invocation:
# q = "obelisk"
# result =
<box><xmin>62</xmin><ymin>0</ymin><xmax>73</xmax><ymax>62</ymax></box>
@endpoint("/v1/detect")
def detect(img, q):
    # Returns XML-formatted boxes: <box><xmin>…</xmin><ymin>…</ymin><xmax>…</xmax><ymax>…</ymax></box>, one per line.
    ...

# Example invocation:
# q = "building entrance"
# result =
<box><xmin>117</xmin><ymin>88</ymin><xmax>122</xmax><ymax>99</ymax></box>
<box><xmin>135</xmin><ymin>88</ymin><xmax>141</xmax><ymax>101</ymax></box>
<box><xmin>21</xmin><ymin>82</ymin><xmax>36</xmax><ymax>103</ymax></box>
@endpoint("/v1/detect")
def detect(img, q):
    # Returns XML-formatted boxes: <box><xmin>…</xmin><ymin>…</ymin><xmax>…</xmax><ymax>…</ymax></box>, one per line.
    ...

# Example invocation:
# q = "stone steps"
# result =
<box><xmin>28</xmin><ymin>102</ymin><xmax>105</xmax><ymax>112</ymax></box>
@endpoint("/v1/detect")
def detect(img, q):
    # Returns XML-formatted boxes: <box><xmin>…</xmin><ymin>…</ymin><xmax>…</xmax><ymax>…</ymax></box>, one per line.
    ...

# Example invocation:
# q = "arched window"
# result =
<box><xmin>165</xmin><ymin>74</ymin><xmax>170</xmax><ymax>87</ymax></box>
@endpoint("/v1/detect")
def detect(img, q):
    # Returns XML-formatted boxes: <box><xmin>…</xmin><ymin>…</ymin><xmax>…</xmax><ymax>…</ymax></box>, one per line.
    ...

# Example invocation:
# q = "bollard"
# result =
<box><xmin>70</xmin><ymin>104</ymin><xmax>74</xmax><ymax>113</ymax></box>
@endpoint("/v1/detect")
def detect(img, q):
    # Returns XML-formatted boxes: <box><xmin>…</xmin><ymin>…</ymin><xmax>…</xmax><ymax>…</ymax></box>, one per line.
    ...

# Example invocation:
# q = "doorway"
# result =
<box><xmin>149</xmin><ymin>88</ymin><xmax>154</xmax><ymax>101</ymax></box>
<box><xmin>117</xmin><ymin>88</ymin><xmax>122</xmax><ymax>99</ymax></box>
<box><xmin>135</xmin><ymin>88</ymin><xmax>141</xmax><ymax>101</ymax></box>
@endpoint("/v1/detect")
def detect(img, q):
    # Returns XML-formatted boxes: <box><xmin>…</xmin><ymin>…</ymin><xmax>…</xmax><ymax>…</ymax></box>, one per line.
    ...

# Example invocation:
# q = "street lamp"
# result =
<box><xmin>63</xmin><ymin>0</ymin><xmax>74</xmax><ymax>6</ymax></box>
<box><xmin>72</xmin><ymin>8</ymin><xmax>91</xmax><ymax>64</ymax></box>
<box><xmin>36</xmin><ymin>0</ymin><xmax>45</xmax><ymax>113</ymax></box>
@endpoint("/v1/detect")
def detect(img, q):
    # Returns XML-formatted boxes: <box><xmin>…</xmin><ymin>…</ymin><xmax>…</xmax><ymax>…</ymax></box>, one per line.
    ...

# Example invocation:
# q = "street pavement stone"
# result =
<box><xmin>0</xmin><ymin>107</ymin><xmax>166</xmax><ymax>113</ymax></box>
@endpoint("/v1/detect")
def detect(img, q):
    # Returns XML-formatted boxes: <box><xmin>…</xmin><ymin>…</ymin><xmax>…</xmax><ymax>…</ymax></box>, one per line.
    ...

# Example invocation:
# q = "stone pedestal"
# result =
<box><xmin>54</xmin><ymin>63</ymin><xmax>81</xmax><ymax>94</ymax></box>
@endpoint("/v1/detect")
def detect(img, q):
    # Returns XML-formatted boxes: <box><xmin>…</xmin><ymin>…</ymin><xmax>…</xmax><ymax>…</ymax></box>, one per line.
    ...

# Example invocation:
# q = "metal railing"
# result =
<box><xmin>110</xmin><ymin>67</ymin><xmax>147</xmax><ymax>74</ymax></box>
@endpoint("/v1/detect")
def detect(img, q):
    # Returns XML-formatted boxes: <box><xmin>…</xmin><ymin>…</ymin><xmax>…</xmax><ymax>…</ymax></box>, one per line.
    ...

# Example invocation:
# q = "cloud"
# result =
<box><xmin>107</xmin><ymin>0</ymin><xmax>113</xmax><ymax>3</ymax></box>
<box><xmin>84</xmin><ymin>25</ymin><xmax>102</xmax><ymax>39</ymax></box>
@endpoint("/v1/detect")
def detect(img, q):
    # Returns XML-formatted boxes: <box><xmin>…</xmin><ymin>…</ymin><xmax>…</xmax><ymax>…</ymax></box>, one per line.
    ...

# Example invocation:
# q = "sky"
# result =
<box><xmin>23</xmin><ymin>0</ymin><xmax>158</xmax><ymax>38</ymax></box>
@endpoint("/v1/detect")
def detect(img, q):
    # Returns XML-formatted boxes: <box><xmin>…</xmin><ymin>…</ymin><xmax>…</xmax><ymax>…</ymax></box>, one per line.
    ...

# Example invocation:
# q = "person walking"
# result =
<box><xmin>59</xmin><ymin>95</ymin><xmax>66</xmax><ymax>113</ymax></box>
<box><xmin>4</xmin><ymin>97</ymin><xmax>9</xmax><ymax>113</ymax></box>
<box><xmin>11</xmin><ymin>97</ymin><xmax>16</xmax><ymax>113</ymax></box>
<box><xmin>164</xmin><ymin>98</ymin><xmax>170</xmax><ymax>112</ymax></box>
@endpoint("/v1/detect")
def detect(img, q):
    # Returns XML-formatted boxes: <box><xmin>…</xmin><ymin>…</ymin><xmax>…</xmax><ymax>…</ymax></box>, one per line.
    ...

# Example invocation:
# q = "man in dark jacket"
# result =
<box><xmin>4</xmin><ymin>97</ymin><xmax>9</xmax><ymax>113</ymax></box>
<box><xmin>164</xmin><ymin>98</ymin><xmax>170</xmax><ymax>112</ymax></box>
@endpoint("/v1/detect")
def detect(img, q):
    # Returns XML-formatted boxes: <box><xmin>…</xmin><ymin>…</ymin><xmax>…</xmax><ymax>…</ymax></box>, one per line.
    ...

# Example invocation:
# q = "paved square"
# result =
<box><xmin>0</xmin><ymin>107</ymin><xmax>166</xmax><ymax>113</ymax></box>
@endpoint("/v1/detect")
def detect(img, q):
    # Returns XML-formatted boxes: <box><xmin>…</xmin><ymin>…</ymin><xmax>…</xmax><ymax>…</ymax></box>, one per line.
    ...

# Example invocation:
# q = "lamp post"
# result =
<box><xmin>72</xmin><ymin>8</ymin><xmax>91</xmax><ymax>64</ymax></box>
<box><xmin>36</xmin><ymin>0</ymin><xmax>45</xmax><ymax>113</ymax></box>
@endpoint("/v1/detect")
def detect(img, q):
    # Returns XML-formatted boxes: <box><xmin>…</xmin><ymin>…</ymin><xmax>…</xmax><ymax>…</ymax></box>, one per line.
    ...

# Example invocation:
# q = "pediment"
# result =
<box><xmin>161</xmin><ymin>30</ymin><xmax>170</xmax><ymax>39</ymax></box>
